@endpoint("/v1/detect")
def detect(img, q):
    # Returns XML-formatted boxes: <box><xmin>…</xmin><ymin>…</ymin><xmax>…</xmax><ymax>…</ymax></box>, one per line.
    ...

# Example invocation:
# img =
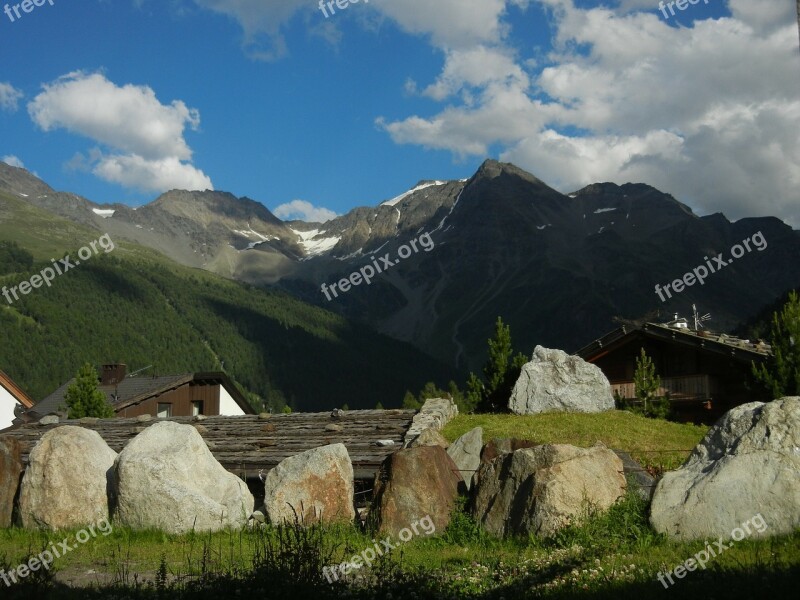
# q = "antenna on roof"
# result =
<box><xmin>692</xmin><ymin>304</ymin><xmax>711</xmax><ymax>331</ymax></box>
<box><xmin>128</xmin><ymin>365</ymin><xmax>152</xmax><ymax>378</ymax></box>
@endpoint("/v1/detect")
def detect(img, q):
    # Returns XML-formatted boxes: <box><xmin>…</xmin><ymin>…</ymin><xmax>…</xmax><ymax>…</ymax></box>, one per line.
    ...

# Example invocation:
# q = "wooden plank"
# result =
<box><xmin>0</xmin><ymin>411</ymin><xmax>416</xmax><ymax>481</ymax></box>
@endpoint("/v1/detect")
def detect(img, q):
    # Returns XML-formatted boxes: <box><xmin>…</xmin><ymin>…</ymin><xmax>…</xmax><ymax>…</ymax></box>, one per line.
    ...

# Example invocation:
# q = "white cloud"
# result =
<box><xmin>273</xmin><ymin>199</ymin><xmax>338</xmax><ymax>223</ymax></box>
<box><xmin>28</xmin><ymin>71</ymin><xmax>212</xmax><ymax>193</ymax></box>
<box><xmin>1</xmin><ymin>155</ymin><xmax>25</xmax><ymax>168</ymax></box>
<box><xmin>378</xmin><ymin>1</ymin><xmax>800</xmax><ymax>226</ymax></box>
<box><xmin>92</xmin><ymin>154</ymin><xmax>213</xmax><ymax>193</ymax></box>
<box><xmin>0</xmin><ymin>82</ymin><xmax>23</xmax><ymax>112</ymax></box>
<box><xmin>28</xmin><ymin>71</ymin><xmax>200</xmax><ymax>160</ymax></box>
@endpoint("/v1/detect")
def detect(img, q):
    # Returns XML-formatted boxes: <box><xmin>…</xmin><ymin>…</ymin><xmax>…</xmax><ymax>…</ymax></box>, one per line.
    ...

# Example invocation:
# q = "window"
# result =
<box><xmin>157</xmin><ymin>403</ymin><xmax>172</xmax><ymax>418</ymax></box>
<box><xmin>192</xmin><ymin>401</ymin><xmax>204</xmax><ymax>416</ymax></box>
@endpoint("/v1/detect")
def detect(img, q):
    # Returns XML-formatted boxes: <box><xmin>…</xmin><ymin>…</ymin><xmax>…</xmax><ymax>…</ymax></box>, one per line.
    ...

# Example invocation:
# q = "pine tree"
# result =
<box><xmin>64</xmin><ymin>363</ymin><xmax>115</xmax><ymax>419</ymax></box>
<box><xmin>634</xmin><ymin>348</ymin><xmax>661</xmax><ymax>414</ymax></box>
<box><xmin>473</xmin><ymin>317</ymin><xmax>528</xmax><ymax>413</ymax></box>
<box><xmin>753</xmin><ymin>291</ymin><xmax>800</xmax><ymax>398</ymax></box>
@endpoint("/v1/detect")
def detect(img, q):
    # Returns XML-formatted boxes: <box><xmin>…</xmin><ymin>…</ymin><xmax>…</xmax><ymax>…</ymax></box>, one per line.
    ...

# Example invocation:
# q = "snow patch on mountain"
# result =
<box><xmin>92</xmin><ymin>208</ymin><xmax>115</xmax><ymax>218</ymax></box>
<box><xmin>382</xmin><ymin>181</ymin><xmax>447</xmax><ymax>207</ymax></box>
<box><xmin>292</xmin><ymin>227</ymin><xmax>341</xmax><ymax>257</ymax></box>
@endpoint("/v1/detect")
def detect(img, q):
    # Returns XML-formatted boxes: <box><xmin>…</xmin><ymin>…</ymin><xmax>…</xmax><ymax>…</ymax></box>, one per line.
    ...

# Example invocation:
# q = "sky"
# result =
<box><xmin>0</xmin><ymin>0</ymin><xmax>798</xmax><ymax>225</ymax></box>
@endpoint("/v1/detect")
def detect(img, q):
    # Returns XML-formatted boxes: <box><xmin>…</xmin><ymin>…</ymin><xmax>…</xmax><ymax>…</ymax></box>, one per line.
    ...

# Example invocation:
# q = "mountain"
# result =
<box><xmin>2</xmin><ymin>160</ymin><xmax>799</xmax><ymax>374</ymax></box>
<box><xmin>0</xmin><ymin>186</ymin><xmax>458</xmax><ymax>409</ymax></box>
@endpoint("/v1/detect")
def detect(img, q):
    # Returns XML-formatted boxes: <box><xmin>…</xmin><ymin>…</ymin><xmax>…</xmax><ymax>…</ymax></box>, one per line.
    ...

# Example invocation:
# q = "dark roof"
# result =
<box><xmin>576</xmin><ymin>322</ymin><xmax>771</xmax><ymax>363</ymax></box>
<box><xmin>0</xmin><ymin>370</ymin><xmax>34</xmax><ymax>408</ymax></box>
<box><xmin>30</xmin><ymin>372</ymin><xmax>253</xmax><ymax>417</ymax></box>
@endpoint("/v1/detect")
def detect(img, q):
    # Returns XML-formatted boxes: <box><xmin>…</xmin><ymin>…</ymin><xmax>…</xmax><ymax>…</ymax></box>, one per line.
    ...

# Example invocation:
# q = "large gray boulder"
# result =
<box><xmin>509</xmin><ymin>346</ymin><xmax>614</xmax><ymax>414</ymax></box>
<box><xmin>263</xmin><ymin>443</ymin><xmax>355</xmax><ymax>526</ymax></box>
<box><xmin>472</xmin><ymin>443</ymin><xmax>626</xmax><ymax>538</ymax></box>
<box><xmin>0</xmin><ymin>438</ymin><xmax>23</xmax><ymax>527</ymax></box>
<box><xmin>447</xmin><ymin>427</ymin><xmax>483</xmax><ymax>490</ymax></box>
<box><xmin>19</xmin><ymin>426</ymin><xmax>117</xmax><ymax>530</ymax></box>
<box><xmin>650</xmin><ymin>397</ymin><xmax>800</xmax><ymax>541</ymax></box>
<box><xmin>114</xmin><ymin>422</ymin><xmax>253</xmax><ymax>534</ymax></box>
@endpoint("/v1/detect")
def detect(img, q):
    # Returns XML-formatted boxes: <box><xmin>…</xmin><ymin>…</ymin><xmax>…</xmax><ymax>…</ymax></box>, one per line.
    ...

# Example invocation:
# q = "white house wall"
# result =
<box><xmin>219</xmin><ymin>386</ymin><xmax>246</xmax><ymax>416</ymax></box>
<box><xmin>0</xmin><ymin>384</ymin><xmax>19</xmax><ymax>430</ymax></box>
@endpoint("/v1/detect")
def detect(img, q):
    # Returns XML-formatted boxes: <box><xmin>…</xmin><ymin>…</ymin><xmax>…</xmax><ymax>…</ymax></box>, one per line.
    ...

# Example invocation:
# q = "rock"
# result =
<box><xmin>193</xmin><ymin>424</ymin><xmax>209</xmax><ymax>435</ymax></box>
<box><xmin>446</xmin><ymin>427</ymin><xmax>483</xmax><ymax>489</ymax></box>
<box><xmin>325</xmin><ymin>424</ymin><xmax>343</xmax><ymax>432</ymax></box>
<box><xmin>250</xmin><ymin>510</ymin><xmax>266</xmax><ymax>523</ymax></box>
<box><xmin>408</xmin><ymin>428</ymin><xmax>449</xmax><ymax>449</ymax></box>
<box><xmin>38</xmin><ymin>415</ymin><xmax>58</xmax><ymax>425</ymax></box>
<box><xmin>375</xmin><ymin>440</ymin><xmax>395</xmax><ymax>447</ymax></box>
<box><xmin>0</xmin><ymin>438</ymin><xmax>23</xmax><ymax>527</ymax></box>
<box><xmin>509</xmin><ymin>346</ymin><xmax>614</xmax><ymax>414</ymax></box>
<box><xmin>135</xmin><ymin>414</ymin><xmax>151</xmax><ymax>422</ymax></box>
<box><xmin>114</xmin><ymin>422</ymin><xmax>253</xmax><ymax>534</ymax></box>
<box><xmin>650</xmin><ymin>397</ymin><xmax>800</xmax><ymax>541</ymax></box>
<box><xmin>194</xmin><ymin>414</ymin><xmax>207</xmax><ymax>421</ymax></box>
<box><xmin>614</xmin><ymin>450</ymin><xmax>656</xmax><ymax>502</ymax></box>
<box><xmin>263</xmin><ymin>443</ymin><xmax>355</xmax><ymax>526</ymax></box>
<box><xmin>19</xmin><ymin>426</ymin><xmax>117</xmax><ymax>530</ymax></box>
<box><xmin>370</xmin><ymin>445</ymin><xmax>462</xmax><ymax>537</ymax></box>
<box><xmin>404</xmin><ymin>398</ymin><xmax>458</xmax><ymax>445</ymax></box>
<box><xmin>472</xmin><ymin>443</ymin><xmax>626</xmax><ymax>538</ymax></box>
<box><xmin>480</xmin><ymin>438</ymin><xmax>538</xmax><ymax>464</ymax></box>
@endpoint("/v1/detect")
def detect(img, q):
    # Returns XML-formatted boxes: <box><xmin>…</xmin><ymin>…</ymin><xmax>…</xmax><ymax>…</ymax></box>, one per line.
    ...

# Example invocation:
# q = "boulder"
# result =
<box><xmin>263</xmin><ymin>443</ymin><xmax>355</xmax><ymax>526</ymax></box>
<box><xmin>408</xmin><ymin>428</ymin><xmax>449</xmax><ymax>448</ymax></box>
<box><xmin>480</xmin><ymin>438</ymin><xmax>538</xmax><ymax>464</ymax></box>
<box><xmin>650</xmin><ymin>397</ymin><xmax>800</xmax><ymax>541</ymax></box>
<box><xmin>114</xmin><ymin>422</ymin><xmax>253</xmax><ymax>534</ymax></box>
<box><xmin>19</xmin><ymin>426</ymin><xmax>117</xmax><ymax>530</ymax></box>
<box><xmin>0</xmin><ymin>438</ymin><xmax>23</xmax><ymax>527</ymax></box>
<box><xmin>614</xmin><ymin>450</ymin><xmax>656</xmax><ymax>502</ymax></box>
<box><xmin>404</xmin><ymin>398</ymin><xmax>458</xmax><ymax>445</ymax></box>
<box><xmin>472</xmin><ymin>443</ymin><xmax>626</xmax><ymax>538</ymax></box>
<box><xmin>370</xmin><ymin>445</ymin><xmax>462</xmax><ymax>537</ymax></box>
<box><xmin>508</xmin><ymin>346</ymin><xmax>614</xmax><ymax>415</ymax></box>
<box><xmin>446</xmin><ymin>427</ymin><xmax>483</xmax><ymax>489</ymax></box>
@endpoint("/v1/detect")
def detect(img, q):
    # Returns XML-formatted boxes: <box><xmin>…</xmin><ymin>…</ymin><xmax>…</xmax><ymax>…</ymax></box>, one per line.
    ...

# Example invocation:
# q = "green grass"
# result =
<box><xmin>0</xmin><ymin>493</ymin><xmax>797</xmax><ymax>599</ymax></box>
<box><xmin>442</xmin><ymin>411</ymin><xmax>709</xmax><ymax>471</ymax></box>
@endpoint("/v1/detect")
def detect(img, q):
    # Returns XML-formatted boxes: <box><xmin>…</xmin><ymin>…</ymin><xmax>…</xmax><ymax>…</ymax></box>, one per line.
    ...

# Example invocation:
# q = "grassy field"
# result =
<box><xmin>442</xmin><ymin>411</ymin><xmax>710</xmax><ymax>471</ymax></box>
<box><xmin>0</xmin><ymin>412</ymin><xmax>797</xmax><ymax>598</ymax></box>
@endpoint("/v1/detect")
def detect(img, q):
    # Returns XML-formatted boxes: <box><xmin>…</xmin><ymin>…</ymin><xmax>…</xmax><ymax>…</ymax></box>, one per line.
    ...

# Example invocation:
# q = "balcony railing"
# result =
<box><xmin>612</xmin><ymin>374</ymin><xmax>719</xmax><ymax>402</ymax></box>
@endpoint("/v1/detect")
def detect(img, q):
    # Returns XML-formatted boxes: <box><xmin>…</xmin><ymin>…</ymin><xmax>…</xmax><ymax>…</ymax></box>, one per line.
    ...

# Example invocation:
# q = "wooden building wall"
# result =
<box><xmin>117</xmin><ymin>383</ymin><xmax>221</xmax><ymax>418</ymax></box>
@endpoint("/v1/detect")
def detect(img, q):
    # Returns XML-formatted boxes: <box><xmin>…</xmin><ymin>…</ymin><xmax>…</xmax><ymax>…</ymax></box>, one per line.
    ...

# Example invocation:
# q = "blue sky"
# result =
<box><xmin>1</xmin><ymin>0</ymin><xmax>798</xmax><ymax>225</ymax></box>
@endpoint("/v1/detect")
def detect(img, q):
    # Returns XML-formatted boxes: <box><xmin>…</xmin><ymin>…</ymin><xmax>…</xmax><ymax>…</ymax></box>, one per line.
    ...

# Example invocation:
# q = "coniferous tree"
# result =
<box><xmin>64</xmin><ymin>363</ymin><xmax>115</xmax><ymax>419</ymax></box>
<box><xmin>753</xmin><ymin>291</ymin><xmax>800</xmax><ymax>398</ymax></box>
<box><xmin>471</xmin><ymin>317</ymin><xmax>528</xmax><ymax>413</ymax></box>
<box><xmin>634</xmin><ymin>348</ymin><xmax>661</xmax><ymax>414</ymax></box>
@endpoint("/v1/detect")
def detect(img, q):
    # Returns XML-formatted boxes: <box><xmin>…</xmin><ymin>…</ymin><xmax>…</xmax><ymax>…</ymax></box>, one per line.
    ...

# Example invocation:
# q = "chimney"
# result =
<box><xmin>100</xmin><ymin>364</ymin><xmax>127</xmax><ymax>386</ymax></box>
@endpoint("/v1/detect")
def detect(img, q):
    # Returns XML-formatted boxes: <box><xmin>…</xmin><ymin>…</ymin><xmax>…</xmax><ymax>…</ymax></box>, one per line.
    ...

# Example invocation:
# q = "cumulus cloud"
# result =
<box><xmin>378</xmin><ymin>1</ymin><xmax>800</xmax><ymax>226</ymax></box>
<box><xmin>1</xmin><ymin>155</ymin><xmax>25</xmax><ymax>168</ymax></box>
<box><xmin>0</xmin><ymin>82</ymin><xmax>23</xmax><ymax>112</ymax></box>
<box><xmin>273</xmin><ymin>200</ymin><xmax>338</xmax><ymax>223</ymax></box>
<box><xmin>28</xmin><ymin>71</ymin><xmax>212</xmax><ymax>193</ymax></box>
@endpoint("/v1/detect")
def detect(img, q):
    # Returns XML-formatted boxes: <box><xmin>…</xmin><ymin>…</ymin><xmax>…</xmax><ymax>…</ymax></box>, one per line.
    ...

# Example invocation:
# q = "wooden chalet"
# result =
<box><xmin>576</xmin><ymin>318</ymin><xmax>771</xmax><ymax>423</ymax></box>
<box><xmin>23</xmin><ymin>364</ymin><xmax>254</xmax><ymax>422</ymax></box>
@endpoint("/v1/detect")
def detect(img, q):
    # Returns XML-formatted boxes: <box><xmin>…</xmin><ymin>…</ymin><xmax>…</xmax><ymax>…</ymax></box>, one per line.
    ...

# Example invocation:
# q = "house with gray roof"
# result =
<box><xmin>24</xmin><ymin>364</ymin><xmax>254</xmax><ymax>421</ymax></box>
